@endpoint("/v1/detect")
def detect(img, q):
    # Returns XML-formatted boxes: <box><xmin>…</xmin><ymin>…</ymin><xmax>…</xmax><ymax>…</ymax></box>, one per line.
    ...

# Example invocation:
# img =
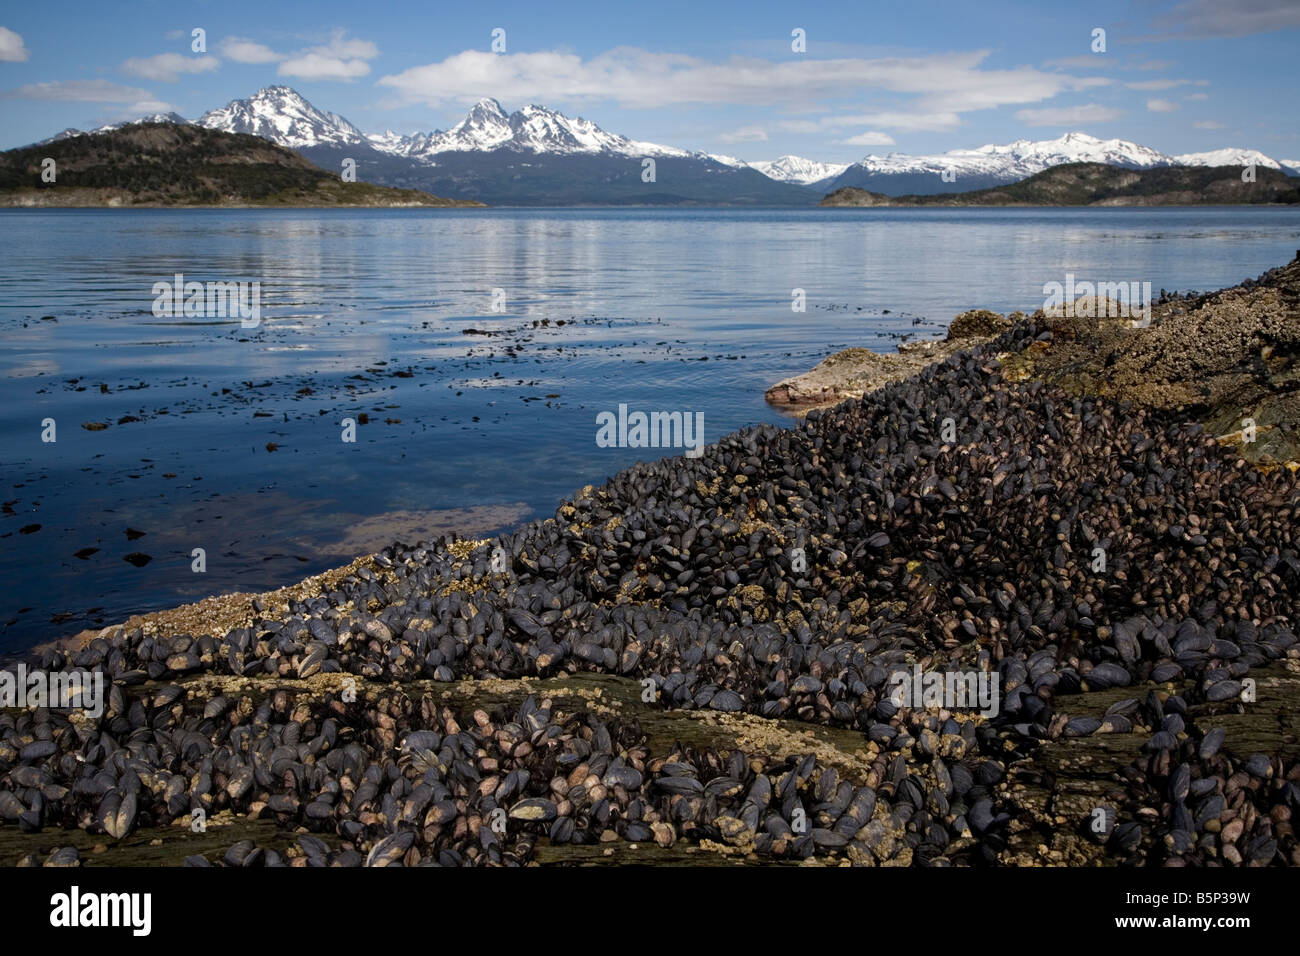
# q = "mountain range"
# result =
<box><xmin>187</xmin><ymin>87</ymin><xmax>808</xmax><ymax>205</ymax></box>
<box><xmin>36</xmin><ymin>86</ymin><xmax>1300</xmax><ymax>205</ymax></box>
<box><xmin>821</xmin><ymin>162</ymin><xmax>1300</xmax><ymax>207</ymax></box>
<box><xmin>823</xmin><ymin>133</ymin><xmax>1298</xmax><ymax>195</ymax></box>
<box><xmin>3</xmin><ymin>123</ymin><xmax>479</xmax><ymax>208</ymax></box>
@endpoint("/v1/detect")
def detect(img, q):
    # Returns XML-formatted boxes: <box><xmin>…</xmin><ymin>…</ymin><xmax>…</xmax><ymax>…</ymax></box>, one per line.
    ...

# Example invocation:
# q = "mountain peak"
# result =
<box><xmin>848</xmin><ymin>132</ymin><xmax>1174</xmax><ymax>185</ymax></box>
<box><xmin>471</xmin><ymin>96</ymin><xmax>506</xmax><ymax>112</ymax></box>
<box><xmin>197</xmin><ymin>87</ymin><xmax>364</xmax><ymax>149</ymax></box>
<box><xmin>749</xmin><ymin>155</ymin><xmax>851</xmax><ymax>185</ymax></box>
<box><xmin>1172</xmin><ymin>147</ymin><xmax>1285</xmax><ymax>170</ymax></box>
<box><xmin>33</xmin><ymin>112</ymin><xmax>190</xmax><ymax>145</ymax></box>
<box><xmin>377</xmin><ymin>99</ymin><xmax>687</xmax><ymax>159</ymax></box>
<box><xmin>249</xmin><ymin>85</ymin><xmax>309</xmax><ymax>102</ymax></box>
<box><xmin>93</xmin><ymin>111</ymin><xmax>190</xmax><ymax>132</ymax></box>
<box><xmin>828</xmin><ymin>131</ymin><xmax>1298</xmax><ymax>195</ymax></box>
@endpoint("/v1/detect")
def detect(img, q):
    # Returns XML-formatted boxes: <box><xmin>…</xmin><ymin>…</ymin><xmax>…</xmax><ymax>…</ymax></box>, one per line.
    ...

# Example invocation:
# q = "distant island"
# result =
<box><xmin>820</xmin><ymin>161</ymin><xmax>1300</xmax><ymax>207</ymax></box>
<box><xmin>0</xmin><ymin>124</ymin><xmax>484</xmax><ymax>208</ymax></box>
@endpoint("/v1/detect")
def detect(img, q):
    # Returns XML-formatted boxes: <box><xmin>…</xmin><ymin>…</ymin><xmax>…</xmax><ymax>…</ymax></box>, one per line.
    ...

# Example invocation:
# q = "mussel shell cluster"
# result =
<box><xmin>4</xmin><ymin>316</ymin><xmax>1300</xmax><ymax>865</ymax></box>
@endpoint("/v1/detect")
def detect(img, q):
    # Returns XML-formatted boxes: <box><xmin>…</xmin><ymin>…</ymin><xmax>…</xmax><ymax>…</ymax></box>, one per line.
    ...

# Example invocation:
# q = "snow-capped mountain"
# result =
<box><xmin>36</xmin><ymin>112</ymin><xmax>190</xmax><ymax>145</ymax></box>
<box><xmin>1172</xmin><ymin>148</ymin><xmax>1285</xmax><ymax>170</ymax></box>
<box><xmin>820</xmin><ymin>131</ymin><xmax>1300</xmax><ymax>195</ymax></box>
<box><xmin>198</xmin><ymin>86</ymin><xmax>364</xmax><ymax>149</ymax></box>
<box><xmin>36</xmin><ymin>128</ymin><xmax>90</xmax><ymax>146</ymax></box>
<box><xmin>832</xmin><ymin>132</ymin><xmax>1171</xmax><ymax>192</ymax></box>
<box><xmin>1284</xmin><ymin>160</ymin><xmax>1300</xmax><ymax>176</ymax></box>
<box><xmin>183</xmin><ymin>89</ymin><xmax>806</xmax><ymax>204</ymax></box>
<box><xmin>971</xmin><ymin>131</ymin><xmax>1170</xmax><ymax>173</ymax></box>
<box><xmin>185</xmin><ymin>89</ymin><xmax>727</xmax><ymax>169</ymax></box>
<box><xmin>366</xmin><ymin>97</ymin><xmax>691</xmax><ymax>161</ymax></box>
<box><xmin>95</xmin><ymin>112</ymin><xmax>191</xmax><ymax>132</ymax></box>
<box><xmin>705</xmin><ymin>153</ymin><xmax>750</xmax><ymax>169</ymax></box>
<box><xmin>750</xmin><ymin>155</ymin><xmax>851</xmax><ymax>185</ymax></box>
<box><xmin>364</xmin><ymin>129</ymin><xmax>408</xmax><ymax>153</ymax></box>
<box><xmin>148</xmin><ymin>88</ymin><xmax>1300</xmax><ymax>191</ymax></box>
<box><xmin>26</xmin><ymin>86</ymin><xmax>1295</xmax><ymax>204</ymax></box>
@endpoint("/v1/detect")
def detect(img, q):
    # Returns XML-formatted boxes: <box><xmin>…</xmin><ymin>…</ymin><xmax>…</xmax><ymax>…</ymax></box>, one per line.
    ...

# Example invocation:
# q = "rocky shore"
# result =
<box><xmin>764</xmin><ymin>308</ymin><xmax>1016</xmax><ymax>411</ymax></box>
<box><xmin>770</xmin><ymin>252</ymin><xmax>1300</xmax><ymax>467</ymax></box>
<box><xmin>4</xmin><ymin>257</ymin><xmax>1300</xmax><ymax>868</ymax></box>
<box><xmin>819</xmin><ymin>162</ymin><xmax>1300</xmax><ymax>207</ymax></box>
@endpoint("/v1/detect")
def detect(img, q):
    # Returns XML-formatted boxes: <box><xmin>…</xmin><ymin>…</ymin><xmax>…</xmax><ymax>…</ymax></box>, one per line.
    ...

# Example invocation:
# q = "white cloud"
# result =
<box><xmin>279</xmin><ymin>51</ymin><xmax>371</xmax><ymax>80</ymax></box>
<box><xmin>1</xmin><ymin>79</ymin><xmax>161</xmax><ymax>103</ymax></box>
<box><xmin>717</xmin><ymin>126</ymin><xmax>768</xmax><ymax>143</ymax></box>
<box><xmin>0</xmin><ymin>78</ymin><xmax>174</xmax><ymax>120</ymax></box>
<box><xmin>317</xmin><ymin>33</ymin><xmax>378</xmax><ymax>60</ymax></box>
<box><xmin>1147</xmin><ymin>0</ymin><xmax>1300</xmax><ymax>39</ymax></box>
<box><xmin>122</xmin><ymin>52</ymin><xmax>220</xmax><ymax>82</ymax></box>
<box><xmin>1015</xmin><ymin>103</ymin><xmax>1123</xmax><ymax>125</ymax></box>
<box><xmin>99</xmin><ymin>100</ymin><xmax>177</xmax><ymax>121</ymax></box>
<box><xmin>841</xmin><ymin>130</ymin><xmax>897</xmax><ymax>146</ymax></box>
<box><xmin>1042</xmin><ymin>55</ymin><xmax>1110</xmax><ymax>70</ymax></box>
<box><xmin>1043</xmin><ymin>55</ymin><xmax>1173</xmax><ymax>71</ymax></box>
<box><xmin>1193</xmin><ymin>120</ymin><xmax>1225</xmax><ymax>129</ymax></box>
<box><xmin>378</xmin><ymin>47</ymin><xmax>1103</xmax><ymax>115</ymax></box>
<box><xmin>719</xmin><ymin>109</ymin><xmax>957</xmax><ymax>145</ymax></box>
<box><xmin>835</xmin><ymin>111</ymin><xmax>961</xmax><ymax>132</ymax></box>
<box><xmin>1126</xmin><ymin>78</ymin><xmax>1198</xmax><ymax>90</ymax></box>
<box><xmin>1185</xmin><ymin>92</ymin><xmax>1209</xmax><ymax>101</ymax></box>
<box><xmin>219</xmin><ymin>37</ymin><xmax>281</xmax><ymax>64</ymax></box>
<box><xmin>0</xmin><ymin>25</ymin><xmax>28</xmax><ymax>62</ymax></box>
<box><xmin>1147</xmin><ymin>98</ymin><xmax>1180</xmax><ymax>112</ymax></box>
<box><xmin>213</xmin><ymin>29</ymin><xmax>378</xmax><ymax>81</ymax></box>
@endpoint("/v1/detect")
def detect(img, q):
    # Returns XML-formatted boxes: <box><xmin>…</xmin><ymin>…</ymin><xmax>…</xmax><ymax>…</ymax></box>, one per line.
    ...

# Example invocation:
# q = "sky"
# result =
<box><xmin>1</xmin><ymin>0</ymin><xmax>1298</xmax><ymax>160</ymax></box>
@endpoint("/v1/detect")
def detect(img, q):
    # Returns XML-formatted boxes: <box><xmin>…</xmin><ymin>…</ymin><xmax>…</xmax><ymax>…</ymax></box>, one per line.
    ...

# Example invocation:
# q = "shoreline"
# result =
<box><xmin>764</xmin><ymin>309</ymin><xmax>1017</xmax><ymax>413</ymax></box>
<box><xmin>5</xmin><ymin>202</ymin><xmax>1297</xmax><ymax>212</ymax></box>
<box><xmin>767</xmin><ymin>253</ymin><xmax>1300</xmax><ymax>468</ymax></box>
<box><xmin>41</xmin><ymin>252</ymin><xmax>1300</xmax><ymax>660</ymax></box>
<box><xmin>0</xmin><ymin>199</ymin><xmax>485</xmax><ymax>209</ymax></box>
<box><xmin>6</xmin><ymin>255</ymin><xmax>1300</xmax><ymax>868</ymax></box>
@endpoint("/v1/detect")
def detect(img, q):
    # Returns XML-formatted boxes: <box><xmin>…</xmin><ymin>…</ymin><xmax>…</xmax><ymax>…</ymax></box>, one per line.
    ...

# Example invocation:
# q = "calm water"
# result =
<box><xmin>2</xmin><ymin>206</ymin><xmax>1299</xmax><ymax>650</ymax></box>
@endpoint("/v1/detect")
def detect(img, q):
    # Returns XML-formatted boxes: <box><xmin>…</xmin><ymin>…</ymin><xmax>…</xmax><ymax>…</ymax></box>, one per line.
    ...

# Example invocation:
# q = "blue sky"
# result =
<box><xmin>1</xmin><ymin>0</ymin><xmax>1297</xmax><ymax>159</ymax></box>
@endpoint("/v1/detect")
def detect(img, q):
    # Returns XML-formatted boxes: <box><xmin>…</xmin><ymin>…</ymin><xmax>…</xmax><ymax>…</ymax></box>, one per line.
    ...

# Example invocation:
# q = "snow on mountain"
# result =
<box><xmin>827</xmin><ymin>133</ymin><xmax>1300</xmax><ymax>194</ymax></box>
<box><xmin>705</xmin><ymin>153</ymin><xmax>750</xmax><ymax>169</ymax></box>
<box><xmin>34</xmin><ymin>85</ymin><xmax>1296</xmax><ymax>194</ymax></box>
<box><xmin>1172</xmin><ymin>148</ymin><xmax>1283</xmax><ymax>170</ymax></box>
<box><xmin>820</xmin><ymin>131</ymin><xmax>1249</xmax><ymax>195</ymax></box>
<box><xmin>370</xmin><ymin>97</ymin><xmax>692</xmax><ymax>161</ymax></box>
<box><xmin>35</xmin><ymin>113</ymin><xmax>190</xmax><ymax>145</ymax></box>
<box><xmin>91</xmin><ymin>88</ymin><xmax>724</xmax><ymax>169</ymax></box>
<box><xmin>198</xmin><ymin>86</ymin><xmax>365</xmax><ymax>149</ymax></box>
<box><xmin>850</xmin><ymin>132</ymin><xmax>1171</xmax><ymax>181</ymax></box>
<box><xmin>35</xmin><ymin>127</ymin><xmax>90</xmax><ymax>146</ymax></box>
<box><xmin>365</xmin><ymin>129</ymin><xmax>408</xmax><ymax>153</ymax></box>
<box><xmin>749</xmin><ymin>155</ymin><xmax>851</xmax><ymax>185</ymax></box>
<box><xmin>979</xmin><ymin>131</ymin><xmax>1171</xmax><ymax>171</ymax></box>
<box><xmin>1283</xmin><ymin>161</ymin><xmax>1300</xmax><ymax>176</ymax></box>
<box><xmin>93</xmin><ymin>112</ymin><xmax>191</xmax><ymax>133</ymax></box>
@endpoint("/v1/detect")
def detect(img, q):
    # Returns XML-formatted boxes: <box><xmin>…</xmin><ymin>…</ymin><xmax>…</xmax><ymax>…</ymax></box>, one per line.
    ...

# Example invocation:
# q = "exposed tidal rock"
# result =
<box><xmin>764</xmin><ymin>309</ymin><xmax>1013</xmax><ymax>413</ymax></box>
<box><xmin>1010</xmin><ymin>251</ymin><xmax>1300</xmax><ymax>466</ymax></box>
<box><xmin>6</xmin><ymin>258</ymin><xmax>1300</xmax><ymax>867</ymax></box>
